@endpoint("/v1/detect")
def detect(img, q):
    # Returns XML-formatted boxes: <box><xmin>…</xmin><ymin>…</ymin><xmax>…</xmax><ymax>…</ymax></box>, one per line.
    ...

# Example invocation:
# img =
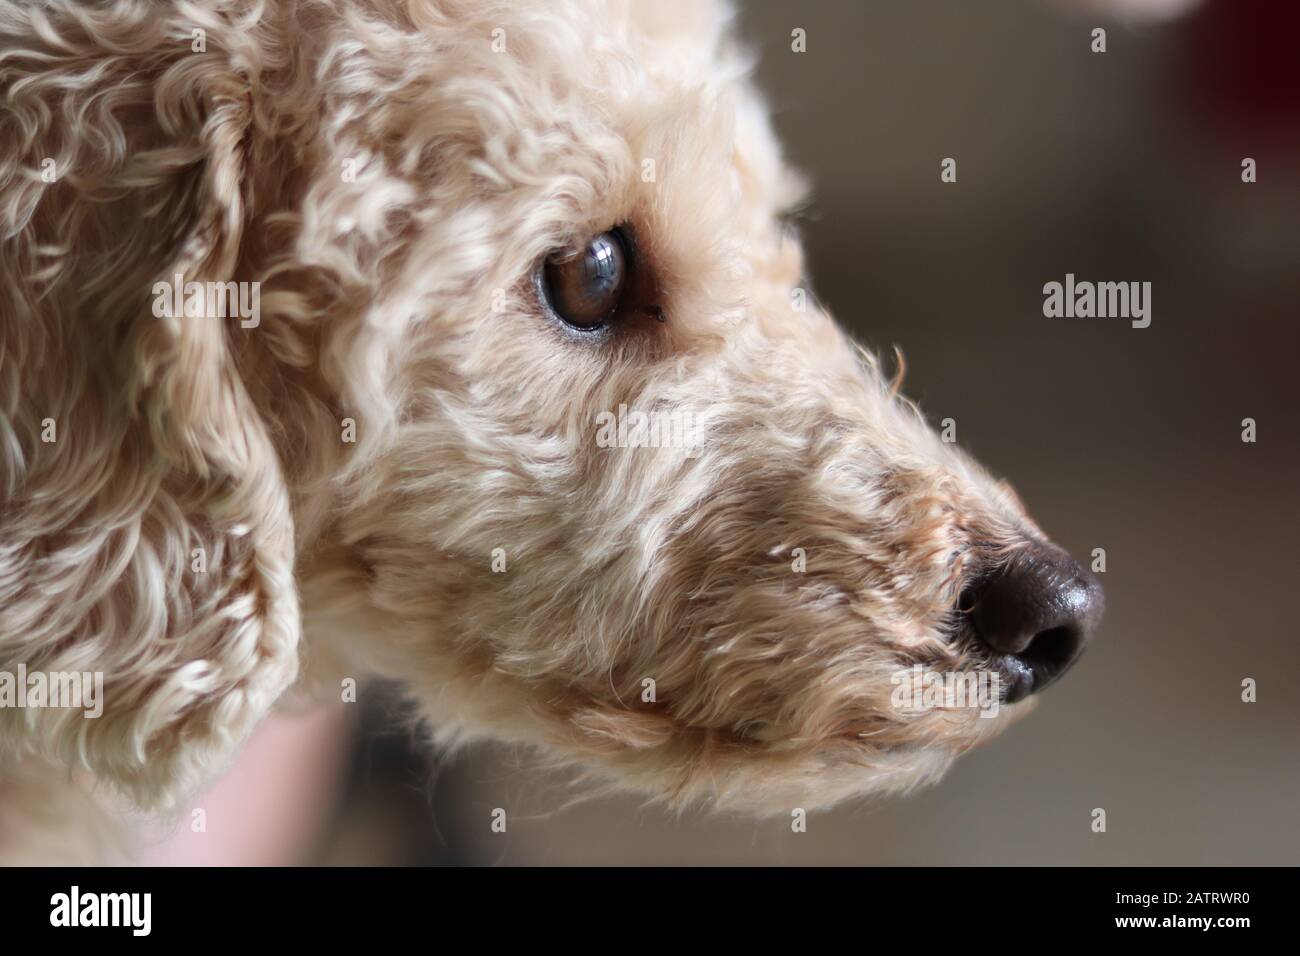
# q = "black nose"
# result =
<box><xmin>962</xmin><ymin>541</ymin><xmax>1103</xmax><ymax>703</ymax></box>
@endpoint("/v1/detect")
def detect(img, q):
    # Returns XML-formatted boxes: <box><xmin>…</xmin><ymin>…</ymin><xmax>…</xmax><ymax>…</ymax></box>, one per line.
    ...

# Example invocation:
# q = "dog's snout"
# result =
<box><xmin>963</xmin><ymin>541</ymin><xmax>1103</xmax><ymax>703</ymax></box>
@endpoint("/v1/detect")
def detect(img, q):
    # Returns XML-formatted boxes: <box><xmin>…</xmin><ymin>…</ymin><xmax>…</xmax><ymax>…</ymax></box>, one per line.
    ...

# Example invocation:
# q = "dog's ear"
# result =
<box><xmin>0</xmin><ymin>3</ymin><xmax>299</xmax><ymax>807</ymax></box>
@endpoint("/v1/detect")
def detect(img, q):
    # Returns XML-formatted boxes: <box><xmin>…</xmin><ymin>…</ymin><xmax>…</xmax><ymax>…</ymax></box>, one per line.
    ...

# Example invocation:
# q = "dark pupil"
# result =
<box><xmin>544</xmin><ymin>231</ymin><xmax>627</xmax><ymax>328</ymax></box>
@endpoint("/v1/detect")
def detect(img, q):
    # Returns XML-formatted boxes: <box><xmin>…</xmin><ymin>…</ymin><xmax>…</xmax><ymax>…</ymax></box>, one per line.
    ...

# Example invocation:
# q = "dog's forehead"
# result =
<box><xmin>469</xmin><ymin>0</ymin><xmax>793</xmax><ymax>193</ymax></box>
<box><xmin>510</xmin><ymin>0</ymin><xmax>740</xmax><ymax>71</ymax></box>
<box><xmin>383</xmin><ymin>0</ymin><xmax>805</xmax><ymax>319</ymax></box>
<box><xmin>618</xmin><ymin>0</ymin><xmax>739</xmax><ymax>72</ymax></box>
<box><xmin>583</xmin><ymin>0</ymin><xmax>800</xmax><ymax>201</ymax></box>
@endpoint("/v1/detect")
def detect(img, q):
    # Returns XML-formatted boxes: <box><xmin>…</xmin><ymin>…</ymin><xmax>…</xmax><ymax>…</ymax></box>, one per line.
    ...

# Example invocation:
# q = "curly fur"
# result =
<box><xmin>1</xmin><ymin>0</ymin><xmax>1049</xmax><ymax>859</ymax></box>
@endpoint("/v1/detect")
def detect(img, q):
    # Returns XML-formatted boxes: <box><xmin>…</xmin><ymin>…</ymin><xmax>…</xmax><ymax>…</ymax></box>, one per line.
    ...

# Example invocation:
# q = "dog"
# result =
<box><xmin>0</xmin><ymin>0</ymin><xmax>1102</xmax><ymax>861</ymax></box>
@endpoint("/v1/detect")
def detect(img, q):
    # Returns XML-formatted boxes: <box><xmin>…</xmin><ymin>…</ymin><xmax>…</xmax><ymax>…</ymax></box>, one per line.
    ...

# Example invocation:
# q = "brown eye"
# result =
<box><xmin>540</xmin><ymin>230</ymin><xmax>628</xmax><ymax>329</ymax></box>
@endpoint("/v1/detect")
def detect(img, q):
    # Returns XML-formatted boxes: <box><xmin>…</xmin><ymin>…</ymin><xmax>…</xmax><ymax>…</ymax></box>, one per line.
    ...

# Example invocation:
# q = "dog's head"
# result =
<box><xmin>3</xmin><ymin>0</ymin><xmax>1100</xmax><ymax>813</ymax></box>
<box><xmin>287</xmin><ymin>0</ymin><xmax>1102</xmax><ymax>810</ymax></box>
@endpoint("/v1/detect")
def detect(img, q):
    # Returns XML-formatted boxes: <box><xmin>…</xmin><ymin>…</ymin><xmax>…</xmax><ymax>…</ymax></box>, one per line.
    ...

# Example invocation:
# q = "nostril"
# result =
<box><xmin>1018</xmin><ymin>625</ymin><xmax>1083</xmax><ymax>680</ymax></box>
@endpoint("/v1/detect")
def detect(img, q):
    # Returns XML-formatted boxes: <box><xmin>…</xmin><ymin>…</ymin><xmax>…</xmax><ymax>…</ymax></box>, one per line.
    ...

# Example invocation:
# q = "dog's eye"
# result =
<box><xmin>540</xmin><ymin>230</ymin><xmax>628</xmax><ymax>329</ymax></box>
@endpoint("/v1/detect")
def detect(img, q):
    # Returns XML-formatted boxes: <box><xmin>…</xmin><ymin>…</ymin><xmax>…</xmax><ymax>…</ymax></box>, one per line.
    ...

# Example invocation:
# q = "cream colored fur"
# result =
<box><xmin>1</xmin><ymin>0</ymin><xmax>1042</xmax><ymax>861</ymax></box>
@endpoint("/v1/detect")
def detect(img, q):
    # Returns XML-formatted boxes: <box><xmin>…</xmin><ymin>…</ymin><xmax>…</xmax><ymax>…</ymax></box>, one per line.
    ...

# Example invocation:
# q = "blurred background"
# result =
<box><xmin>150</xmin><ymin>0</ymin><xmax>1300</xmax><ymax>865</ymax></box>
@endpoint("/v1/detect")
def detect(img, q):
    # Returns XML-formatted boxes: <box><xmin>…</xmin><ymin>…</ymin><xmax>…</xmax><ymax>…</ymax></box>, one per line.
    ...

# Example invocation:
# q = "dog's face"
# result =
<box><xmin>278</xmin><ymin>0</ymin><xmax>1101</xmax><ymax>811</ymax></box>
<box><xmin>0</xmin><ymin>0</ymin><xmax>1101</xmax><ymax>815</ymax></box>
<box><xmin>0</xmin><ymin>0</ymin><xmax>1104</xmax><ymax>830</ymax></box>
